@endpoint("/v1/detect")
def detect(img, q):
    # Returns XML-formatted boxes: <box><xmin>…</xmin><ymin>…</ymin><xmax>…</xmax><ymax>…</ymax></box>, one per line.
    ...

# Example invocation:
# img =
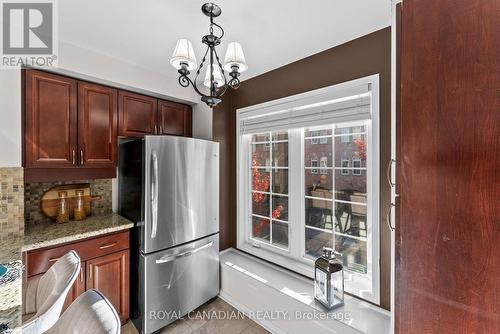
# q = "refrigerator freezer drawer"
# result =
<box><xmin>140</xmin><ymin>234</ymin><xmax>219</xmax><ymax>334</ymax></box>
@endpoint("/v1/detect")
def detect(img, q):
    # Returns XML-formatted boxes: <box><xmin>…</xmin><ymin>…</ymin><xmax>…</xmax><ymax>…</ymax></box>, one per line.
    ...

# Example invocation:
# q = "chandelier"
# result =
<box><xmin>170</xmin><ymin>3</ymin><xmax>247</xmax><ymax>108</ymax></box>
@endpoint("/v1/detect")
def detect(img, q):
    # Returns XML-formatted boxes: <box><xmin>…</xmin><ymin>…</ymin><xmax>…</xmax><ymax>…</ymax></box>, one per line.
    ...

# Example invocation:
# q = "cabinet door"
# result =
<box><xmin>118</xmin><ymin>91</ymin><xmax>157</xmax><ymax>137</ymax></box>
<box><xmin>397</xmin><ymin>0</ymin><xmax>500</xmax><ymax>333</ymax></box>
<box><xmin>62</xmin><ymin>262</ymin><xmax>86</xmax><ymax>312</ymax></box>
<box><xmin>78</xmin><ymin>82</ymin><xmax>118</xmax><ymax>168</ymax></box>
<box><xmin>87</xmin><ymin>250</ymin><xmax>129</xmax><ymax>324</ymax></box>
<box><xmin>158</xmin><ymin>100</ymin><xmax>192</xmax><ymax>136</ymax></box>
<box><xmin>24</xmin><ymin>69</ymin><xmax>78</xmax><ymax>168</ymax></box>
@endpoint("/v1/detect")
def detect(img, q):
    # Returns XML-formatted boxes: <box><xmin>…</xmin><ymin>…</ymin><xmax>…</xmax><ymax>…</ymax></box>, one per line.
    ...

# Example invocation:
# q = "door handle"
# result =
<box><xmin>386</xmin><ymin>203</ymin><xmax>395</xmax><ymax>231</ymax></box>
<box><xmin>99</xmin><ymin>242</ymin><xmax>117</xmax><ymax>249</ymax></box>
<box><xmin>150</xmin><ymin>151</ymin><xmax>158</xmax><ymax>239</ymax></box>
<box><xmin>155</xmin><ymin>241</ymin><xmax>214</xmax><ymax>264</ymax></box>
<box><xmin>386</xmin><ymin>159</ymin><xmax>395</xmax><ymax>187</ymax></box>
<box><xmin>80</xmin><ymin>149</ymin><xmax>85</xmax><ymax>165</ymax></box>
<box><xmin>176</xmin><ymin>241</ymin><xmax>214</xmax><ymax>258</ymax></box>
<box><xmin>72</xmin><ymin>149</ymin><xmax>76</xmax><ymax>165</ymax></box>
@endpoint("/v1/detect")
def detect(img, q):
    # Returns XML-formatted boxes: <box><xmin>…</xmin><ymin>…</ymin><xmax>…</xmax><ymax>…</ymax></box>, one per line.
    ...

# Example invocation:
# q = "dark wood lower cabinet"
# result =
<box><xmin>62</xmin><ymin>263</ymin><xmax>86</xmax><ymax>311</ymax></box>
<box><xmin>23</xmin><ymin>231</ymin><xmax>130</xmax><ymax>324</ymax></box>
<box><xmin>86</xmin><ymin>249</ymin><xmax>130</xmax><ymax>324</ymax></box>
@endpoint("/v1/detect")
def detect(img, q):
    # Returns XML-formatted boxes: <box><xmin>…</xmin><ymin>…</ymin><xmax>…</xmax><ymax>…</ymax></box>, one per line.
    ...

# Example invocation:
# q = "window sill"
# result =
<box><xmin>220</xmin><ymin>248</ymin><xmax>390</xmax><ymax>334</ymax></box>
<box><xmin>238</xmin><ymin>241</ymin><xmax>379</xmax><ymax>303</ymax></box>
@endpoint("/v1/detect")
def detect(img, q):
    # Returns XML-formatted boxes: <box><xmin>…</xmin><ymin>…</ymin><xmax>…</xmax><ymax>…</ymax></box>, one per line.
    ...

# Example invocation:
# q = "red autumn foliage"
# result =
<box><xmin>353</xmin><ymin>138</ymin><xmax>367</xmax><ymax>160</ymax></box>
<box><xmin>251</xmin><ymin>152</ymin><xmax>284</xmax><ymax>237</ymax></box>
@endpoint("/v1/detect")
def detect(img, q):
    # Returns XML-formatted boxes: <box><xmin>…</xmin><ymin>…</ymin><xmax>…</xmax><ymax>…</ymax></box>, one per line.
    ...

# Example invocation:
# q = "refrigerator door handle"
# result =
<box><xmin>154</xmin><ymin>241</ymin><xmax>214</xmax><ymax>264</ymax></box>
<box><xmin>151</xmin><ymin>151</ymin><xmax>159</xmax><ymax>239</ymax></box>
<box><xmin>176</xmin><ymin>241</ymin><xmax>214</xmax><ymax>258</ymax></box>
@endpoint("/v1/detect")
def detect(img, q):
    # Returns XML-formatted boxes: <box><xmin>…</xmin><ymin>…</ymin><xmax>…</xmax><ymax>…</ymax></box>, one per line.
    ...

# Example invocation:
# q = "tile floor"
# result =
<box><xmin>121</xmin><ymin>298</ymin><xmax>269</xmax><ymax>334</ymax></box>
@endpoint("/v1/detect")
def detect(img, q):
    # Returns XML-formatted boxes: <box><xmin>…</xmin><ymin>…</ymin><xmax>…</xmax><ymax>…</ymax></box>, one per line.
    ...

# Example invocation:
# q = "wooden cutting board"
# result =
<box><xmin>40</xmin><ymin>183</ymin><xmax>101</xmax><ymax>220</ymax></box>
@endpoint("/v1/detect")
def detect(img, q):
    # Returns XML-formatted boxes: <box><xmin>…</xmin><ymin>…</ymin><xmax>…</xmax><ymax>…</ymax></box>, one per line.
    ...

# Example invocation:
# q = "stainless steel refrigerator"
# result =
<box><xmin>118</xmin><ymin>136</ymin><xmax>219</xmax><ymax>334</ymax></box>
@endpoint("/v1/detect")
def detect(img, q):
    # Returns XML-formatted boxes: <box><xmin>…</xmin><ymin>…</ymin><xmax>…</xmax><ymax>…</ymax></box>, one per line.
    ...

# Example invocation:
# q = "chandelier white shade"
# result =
<box><xmin>169</xmin><ymin>3</ymin><xmax>247</xmax><ymax>108</ymax></box>
<box><xmin>170</xmin><ymin>39</ymin><xmax>197</xmax><ymax>71</ymax></box>
<box><xmin>223</xmin><ymin>42</ymin><xmax>247</xmax><ymax>73</ymax></box>
<box><xmin>204</xmin><ymin>64</ymin><xmax>225</xmax><ymax>88</ymax></box>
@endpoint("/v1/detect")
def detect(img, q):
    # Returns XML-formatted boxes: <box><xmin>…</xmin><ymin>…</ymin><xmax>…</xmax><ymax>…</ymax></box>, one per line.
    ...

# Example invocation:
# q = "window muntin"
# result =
<box><xmin>251</xmin><ymin>132</ymin><xmax>289</xmax><ymax>249</ymax></box>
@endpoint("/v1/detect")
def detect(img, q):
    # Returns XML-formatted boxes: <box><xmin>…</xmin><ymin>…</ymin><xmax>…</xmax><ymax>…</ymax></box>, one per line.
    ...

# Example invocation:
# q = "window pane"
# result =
<box><xmin>272</xmin><ymin>221</ymin><xmax>288</xmax><ymax>248</ymax></box>
<box><xmin>272</xmin><ymin>195</ymin><xmax>288</xmax><ymax>221</ymax></box>
<box><xmin>273</xmin><ymin>142</ymin><xmax>288</xmax><ymax>167</ymax></box>
<box><xmin>305</xmin><ymin>198</ymin><xmax>334</xmax><ymax>230</ymax></box>
<box><xmin>334</xmin><ymin>202</ymin><xmax>367</xmax><ymax>238</ymax></box>
<box><xmin>252</xmin><ymin>192</ymin><xmax>269</xmax><ymax>217</ymax></box>
<box><xmin>252</xmin><ymin>169</ymin><xmax>270</xmax><ymax>192</ymax></box>
<box><xmin>252</xmin><ymin>133</ymin><xmax>270</xmax><ymax>143</ymax></box>
<box><xmin>252</xmin><ymin>144</ymin><xmax>270</xmax><ymax>167</ymax></box>
<box><xmin>305</xmin><ymin>170</ymin><xmax>333</xmax><ymax>196</ymax></box>
<box><xmin>335</xmin><ymin>235</ymin><xmax>367</xmax><ymax>274</ymax></box>
<box><xmin>252</xmin><ymin>216</ymin><xmax>270</xmax><ymax>242</ymax></box>
<box><xmin>334</xmin><ymin>170</ymin><xmax>366</xmax><ymax>202</ymax></box>
<box><xmin>305</xmin><ymin>227</ymin><xmax>333</xmax><ymax>259</ymax></box>
<box><xmin>305</xmin><ymin>143</ymin><xmax>333</xmax><ymax>167</ymax></box>
<box><xmin>272</xmin><ymin>169</ymin><xmax>288</xmax><ymax>194</ymax></box>
<box><xmin>272</xmin><ymin>131</ymin><xmax>288</xmax><ymax>141</ymax></box>
<box><xmin>334</xmin><ymin>121</ymin><xmax>367</xmax><ymax>135</ymax></box>
<box><xmin>305</xmin><ymin>127</ymin><xmax>332</xmax><ymax>138</ymax></box>
<box><xmin>335</xmin><ymin>134</ymin><xmax>367</xmax><ymax>166</ymax></box>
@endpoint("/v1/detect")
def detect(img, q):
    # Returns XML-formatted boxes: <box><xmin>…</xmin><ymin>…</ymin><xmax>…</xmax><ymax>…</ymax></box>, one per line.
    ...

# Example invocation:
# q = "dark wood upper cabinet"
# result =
<box><xmin>23</xmin><ymin>70</ymin><xmax>192</xmax><ymax>181</ymax></box>
<box><xmin>78</xmin><ymin>82</ymin><xmax>118</xmax><ymax>168</ymax></box>
<box><xmin>158</xmin><ymin>100</ymin><xmax>192</xmax><ymax>137</ymax></box>
<box><xmin>24</xmin><ymin>69</ymin><xmax>78</xmax><ymax>168</ymax></box>
<box><xmin>86</xmin><ymin>249</ymin><xmax>129</xmax><ymax>324</ymax></box>
<box><xmin>396</xmin><ymin>0</ymin><xmax>499</xmax><ymax>333</ymax></box>
<box><xmin>118</xmin><ymin>90</ymin><xmax>158</xmax><ymax>137</ymax></box>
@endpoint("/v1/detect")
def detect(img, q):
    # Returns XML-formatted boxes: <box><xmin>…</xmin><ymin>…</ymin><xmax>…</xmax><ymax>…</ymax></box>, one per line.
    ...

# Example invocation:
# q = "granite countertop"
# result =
<box><xmin>0</xmin><ymin>214</ymin><xmax>133</xmax><ymax>333</ymax></box>
<box><xmin>23</xmin><ymin>213</ymin><xmax>134</xmax><ymax>252</ymax></box>
<box><xmin>0</xmin><ymin>237</ymin><xmax>23</xmax><ymax>333</ymax></box>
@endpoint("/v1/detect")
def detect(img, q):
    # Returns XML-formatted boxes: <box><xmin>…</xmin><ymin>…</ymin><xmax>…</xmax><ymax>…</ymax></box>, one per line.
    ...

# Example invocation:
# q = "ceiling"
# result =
<box><xmin>59</xmin><ymin>0</ymin><xmax>391</xmax><ymax>81</ymax></box>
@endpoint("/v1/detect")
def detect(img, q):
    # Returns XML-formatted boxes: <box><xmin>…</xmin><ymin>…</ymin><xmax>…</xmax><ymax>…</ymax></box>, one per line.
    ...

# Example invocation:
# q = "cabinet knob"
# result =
<box><xmin>72</xmin><ymin>149</ymin><xmax>76</xmax><ymax>165</ymax></box>
<box><xmin>80</xmin><ymin>150</ymin><xmax>84</xmax><ymax>165</ymax></box>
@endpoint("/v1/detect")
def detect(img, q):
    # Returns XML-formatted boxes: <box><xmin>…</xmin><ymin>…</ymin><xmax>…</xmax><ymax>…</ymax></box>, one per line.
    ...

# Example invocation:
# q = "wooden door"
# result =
<box><xmin>87</xmin><ymin>250</ymin><xmax>129</xmax><ymax>323</ymax></box>
<box><xmin>62</xmin><ymin>262</ymin><xmax>86</xmax><ymax>312</ymax></box>
<box><xmin>78</xmin><ymin>82</ymin><xmax>118</xmax><ymax>168</ymax></box>
<box><xmin>118</xmin><ymin>91</ymin><xmax>157</xmax><ymax>137</ymax></box>
<box><xmin>158</xmin><ymin>100</ymin><xmax>192</xmax><ymax>136</ymax></box>
<box><xmin>24</xmin><ymin>69</ymin><xmax>78</xmax><ymax>168</ymax></box>
<box><xmin>396</xmin><ymin>1</ymin><xmax>500</xmax><ymax>333</ymax></box>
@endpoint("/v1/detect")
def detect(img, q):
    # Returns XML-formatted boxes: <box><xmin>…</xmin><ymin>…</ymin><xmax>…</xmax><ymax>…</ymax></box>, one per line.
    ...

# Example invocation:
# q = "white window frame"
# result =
<box><xmin>310</xmin><ymin>131</ymin><xmax>319</xmax><ymax>144</ymax></box>
<box><xmin>340</xmin><ymin>128</ymin><xmax>351</xmax><ymax>143</ymax></box>
<box><xmin>319</xmin><ymin>156</ymin><xmax>328</xmax><ymax>174</ymax></box>
<box><xmin>319</xmin><ymin>130</ymin><xmax>328</xmax><ymax>144</ymax></box>
<box><xmin>352</xmin><ymin>157</ymin><xmax>362</xmax><ymax>176</ymax></box>
<box><xmin>236</xmin><ymin>74</ymin><xmax>380</xmax><ymax>305</ymax></box>
<box><xmin>310</xmin><ymin>159</ymin><xmax>318</xmax><ymax>174</ymax></box>
<box><xmin>341</xmin><ymin>159</ymin><xmax>350</xmax><ymax>175</ymax></box>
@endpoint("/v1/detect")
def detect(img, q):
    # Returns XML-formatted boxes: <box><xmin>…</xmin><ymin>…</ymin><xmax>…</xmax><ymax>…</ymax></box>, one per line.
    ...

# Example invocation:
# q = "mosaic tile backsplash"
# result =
<box><xmin>24</xmin><ymin>179</ymin><xmax>112</xmax><ymax>225</ymax></box>
<box><xmin>0</xmin><ymin>167</ymin><xmax>24</xmax><ymax>240</ymax></box>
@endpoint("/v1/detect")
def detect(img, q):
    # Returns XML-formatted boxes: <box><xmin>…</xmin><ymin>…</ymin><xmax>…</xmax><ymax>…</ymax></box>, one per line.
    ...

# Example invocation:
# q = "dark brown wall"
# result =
<box><xmin>213</xmin><ymin>27</ymin><xmax>392</xmax><ymax>310</ymax></box>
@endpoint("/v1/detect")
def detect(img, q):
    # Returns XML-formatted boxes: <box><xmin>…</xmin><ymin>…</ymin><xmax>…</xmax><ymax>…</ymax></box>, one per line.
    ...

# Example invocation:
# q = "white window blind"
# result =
<box><xmin>239</xmin><ymin>83</ymin><xmax>372</xmax><ymax>135</ymax></box>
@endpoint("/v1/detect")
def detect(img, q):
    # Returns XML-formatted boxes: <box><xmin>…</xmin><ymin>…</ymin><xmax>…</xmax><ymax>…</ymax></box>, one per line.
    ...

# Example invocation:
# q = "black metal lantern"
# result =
<box><xmin>314</xmin><ymin>247</ymin><xmax>344</xmax><ymax>310</ymax></box>
<box><xmin>170</xmin><ymin>3</ymin><xmax>247</xmax><ymax>108</ymax></box>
